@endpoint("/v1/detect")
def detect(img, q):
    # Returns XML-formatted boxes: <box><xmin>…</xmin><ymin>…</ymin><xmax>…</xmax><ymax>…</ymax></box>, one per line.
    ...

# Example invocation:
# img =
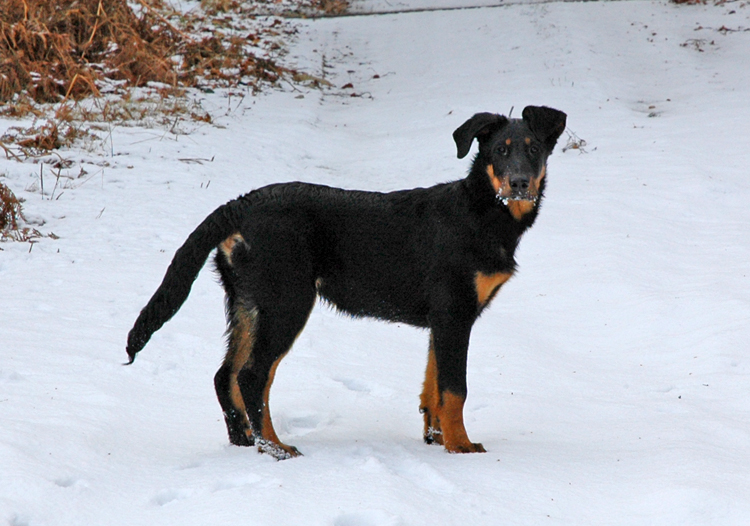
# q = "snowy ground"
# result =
<box><xmin>2</xmin><ymin>0</ymin><xmax>750</xmax><ymax>524</ymax></box>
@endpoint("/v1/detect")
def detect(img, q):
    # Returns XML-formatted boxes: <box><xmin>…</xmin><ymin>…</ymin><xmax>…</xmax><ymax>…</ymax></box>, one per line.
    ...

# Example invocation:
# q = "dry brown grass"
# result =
<box><xmin>0</xmin><ymin>0</ymin><xmax>347</xmax><ymax>105</ymax></box>
<box><xmin>0</xmin><ymin>181</ymin><xmax>23</xmax><ymax>231</ymax></box>
<box><xmin>200</xmin><ymin>0</ymin><xmax>349</xmax><ymax>17</ymax></box>
<box><xmin>0</xmin><ymin>0</ymin><xmax>182</xmax><ymax>103</ymax></box>
<box><xmin>0</xmin><ymin>1</ymin><xmax>351</xmax><ymax>243</ymax></box>
<box><xmin>0</xmin><ymin>180</ymin><xmax>46</xmax><ymax>242</ymax></box>
<box><xmin>0</xmin><ymin>0</ymin><xmax>345</xmax><ymax>162</ymax></box>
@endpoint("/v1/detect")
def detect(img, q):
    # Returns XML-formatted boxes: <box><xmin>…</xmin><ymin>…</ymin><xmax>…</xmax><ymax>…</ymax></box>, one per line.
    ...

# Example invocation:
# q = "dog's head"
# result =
<box><xmin>453</xmin><ymin>106</ymin><xmax>566</xmax><ymax>217</ymax></box>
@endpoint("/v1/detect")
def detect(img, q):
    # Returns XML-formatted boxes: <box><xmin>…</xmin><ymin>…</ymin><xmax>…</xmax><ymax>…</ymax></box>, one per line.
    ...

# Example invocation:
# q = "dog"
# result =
<box><xmin>126</xmin><ymin>105</ymin><xmax>567</xmax><ymax>459</ymax></box>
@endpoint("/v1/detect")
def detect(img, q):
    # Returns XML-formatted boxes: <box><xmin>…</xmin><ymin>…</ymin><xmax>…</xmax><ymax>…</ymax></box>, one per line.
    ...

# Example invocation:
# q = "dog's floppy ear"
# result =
<box><xmin>453</xmin><ymin>113</ymin><xmax>508</xmax><ymax>159</ymax></box>
<box><xmin>521</xmin><ymin>106</ymin><xmax>567</xmax><ymax>150</ymax></box>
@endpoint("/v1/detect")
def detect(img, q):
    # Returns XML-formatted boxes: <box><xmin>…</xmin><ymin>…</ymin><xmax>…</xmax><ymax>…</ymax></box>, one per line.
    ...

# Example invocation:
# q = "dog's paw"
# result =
<box><xmin>227</xmin><ymin>429</ymin><xmax>255</xmax><ymax>447</ymax></box>
<box><xmin>445</xmin><ymin>441</ymin><xmax>486</xmax><ymax>454</ymax></box>
<box><xmin>423</xmin><ymin>426</ymin><xmax>444</xmax><ymax>446</ymax></box>
<box><xmin>257</xmin><ymin>439</ymin><xmax>302</xmax><ymax>460</ymax></box>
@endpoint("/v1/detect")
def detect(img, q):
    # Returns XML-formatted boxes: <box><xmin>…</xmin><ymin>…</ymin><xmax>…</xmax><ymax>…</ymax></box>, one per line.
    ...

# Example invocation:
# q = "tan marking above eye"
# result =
<box><xmin>524</xmin><ymin>137</ymin><xmax>531</xmax><ymax>145</ymax></box>
<box><xmin>505</xmin><ymin>138</ymin><xmax>512</xmax><ymax>145</ymax></box>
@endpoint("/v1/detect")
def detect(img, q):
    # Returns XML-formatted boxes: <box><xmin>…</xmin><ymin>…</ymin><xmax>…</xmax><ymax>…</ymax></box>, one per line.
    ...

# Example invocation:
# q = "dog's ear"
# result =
<box><xmin>453</xmin><ymin>113</ymin><xmax>508</xmax><ymax>159</ymax></box>
<box><xmin>522</xmin><ymin>106</ymin><xmax>567</xmax><ymax>150</ymax></box>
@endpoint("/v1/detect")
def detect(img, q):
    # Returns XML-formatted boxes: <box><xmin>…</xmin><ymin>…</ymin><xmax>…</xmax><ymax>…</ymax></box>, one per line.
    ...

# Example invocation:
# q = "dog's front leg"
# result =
<box><xmin>423</xmin><ymin>308</ymin><xmax>486</xmax><ymax>454</ymax></box>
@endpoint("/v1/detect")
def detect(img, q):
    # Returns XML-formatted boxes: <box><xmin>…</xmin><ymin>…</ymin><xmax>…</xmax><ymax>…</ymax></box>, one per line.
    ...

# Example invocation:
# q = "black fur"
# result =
<box><xmin>126</xmin><ymin>105</ymin><xmax>567</xmax><ymax>457</ymax></box>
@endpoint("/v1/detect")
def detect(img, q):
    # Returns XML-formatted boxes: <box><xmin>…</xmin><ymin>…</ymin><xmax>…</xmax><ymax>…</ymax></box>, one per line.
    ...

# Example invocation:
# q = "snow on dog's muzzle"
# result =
<box><xmin>495</xmin><ymin>194</ymin><xmax>538</xmax><ymax>206</ymax></box>
<box><xmin>495</xmin><ymin>173</ymin><xmax>538</xmax><ymax>205</ymax></box>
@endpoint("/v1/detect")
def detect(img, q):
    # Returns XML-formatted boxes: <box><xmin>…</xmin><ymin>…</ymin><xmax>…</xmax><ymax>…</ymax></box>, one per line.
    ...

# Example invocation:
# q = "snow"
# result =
<box><xmin>2</xmin><ymin>0</ymin><xmax>750</xmax><ymax>524</ymax></box>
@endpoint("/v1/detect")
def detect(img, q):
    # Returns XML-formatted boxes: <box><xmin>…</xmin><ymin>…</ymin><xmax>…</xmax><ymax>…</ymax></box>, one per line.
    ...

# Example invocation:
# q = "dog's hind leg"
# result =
<box><xmin>214</xmin><ymin>298</ymin><xmax>265</xmax><ymax>448</ymax></box>
<box><xmin>213</xmin><ymin>234</ymin><xmax>259</xmax><ymax>447</ymax></box>
<box><xmin>215</xmin><ymin>225</ymin><xmax>315</xmax><ymax>459</ymax></box>
<box><xmin>236</xmin><ymin>300</ymin><xmax>313</xmax><ymax>460</ymax></box>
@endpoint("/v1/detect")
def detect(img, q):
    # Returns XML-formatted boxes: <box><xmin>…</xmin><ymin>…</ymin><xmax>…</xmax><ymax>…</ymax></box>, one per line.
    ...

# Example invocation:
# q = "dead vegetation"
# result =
<box><xmin>0</xmin><ymin>0</ymin><xmax>182</xmax><ymax>104</ymax></box>
<box><xmin>0</xmin><ymin>0</ymin><xmax>344</xmax><ymax>158</ymax></box>
<box><xmin>0</xmin><ymin>0</ymin><xmax>344</xmax><ymax>106</ymax></box>
<box><xmin>201</xmin><ymin>0</ymin><xmax>349</xmax><ymax>18</ymax></box>
<box><xmin>562</xmin><ymin>129</ymin><xmax>590</xmax><ymax>154</ymax></box>
<box><xmin>0</xmin><ymin>0</ymin><xmax>348</xmax><ymax>243</ymax></box>
<box><xmin>0</xmin><ymin>180</ymin><xmax>45</xmax><ymax>242</ymax></box>
<box><xmin>0</xmin><ymin>0</ymin><xmax>344</xmax><ymax>153</ymax></box>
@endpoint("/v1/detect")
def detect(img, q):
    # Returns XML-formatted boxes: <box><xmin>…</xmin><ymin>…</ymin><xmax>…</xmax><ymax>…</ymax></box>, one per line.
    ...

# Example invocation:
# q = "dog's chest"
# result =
<box><xmin>472</xmin><ymin>228</ymin><xmax>518</xmax><ymax>273</ymax></box>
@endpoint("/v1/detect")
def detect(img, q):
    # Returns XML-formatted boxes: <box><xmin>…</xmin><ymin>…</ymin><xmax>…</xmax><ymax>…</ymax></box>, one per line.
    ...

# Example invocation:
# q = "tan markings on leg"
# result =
<box><xmin>420</xmin><ymin>336</ymin><xmax>443</xmax><ymax>445</ymax></box>
<box><xmin>475</xmin><ymin>271</ymin><xmax>513</xmax><ymax>307</ymax></box>
<box><xmin>219</xmin><ymin>233</ymin><xmax>245</xmax><ymax>265</ymax></box>
<box><xmin>437</xmin><ymin>391</ymin><xmax>486</xmax><ymax>454</ymax></box>
<box><xmin>261</xmin><ymin>356</ymin><xmax>283</xmax><ymax>444</ymax></box>
<box><xmin>260</xmin><ymin>354</ymin><xmax>300</xmax><ymax>458</ymax></box>
<box><xmin>223</xmin><ymin>305</ymin><xmax>257</xmax><ymax>435</ymax></box>
<box><xmin>257</xmin><ymin>305</ymin><xmax>314</xmax><ymax>460</ymax></box>
<box><xmin>256</xmin><ymin>353</ymin><xmax>302</xmax><ymax>459</ymax></box>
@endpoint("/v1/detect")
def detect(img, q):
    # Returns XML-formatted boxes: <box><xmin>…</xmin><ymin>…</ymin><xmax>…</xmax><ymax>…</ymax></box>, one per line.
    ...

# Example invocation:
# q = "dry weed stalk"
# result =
<box><xmin>0</xmin><ymin>180</ymin><xmax>44</xmax><ymax>242</ymax></box>
<box><xmin>0</xmin><ymin>181</ymin><xmax>23</xmax><ymax>231</ymax></box>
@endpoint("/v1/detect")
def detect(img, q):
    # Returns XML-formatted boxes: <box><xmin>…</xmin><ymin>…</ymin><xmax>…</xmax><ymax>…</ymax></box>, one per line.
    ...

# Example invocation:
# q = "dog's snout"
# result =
<box><xmin>509</xmin><ymin>176</ymin><xmax>529</xmax><ymax>193</ymax></box>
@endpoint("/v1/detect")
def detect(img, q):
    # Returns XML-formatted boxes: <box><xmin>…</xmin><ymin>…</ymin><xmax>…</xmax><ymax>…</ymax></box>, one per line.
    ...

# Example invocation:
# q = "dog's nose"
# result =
<box><xmin>509</xmin><ymin>176</ymin><xmax>529</xmax><ymax>193</ymax></box>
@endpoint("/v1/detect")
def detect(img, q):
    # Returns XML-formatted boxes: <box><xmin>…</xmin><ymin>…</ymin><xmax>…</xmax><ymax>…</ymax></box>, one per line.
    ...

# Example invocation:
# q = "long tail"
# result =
<box><xmin>125</xmin><ymin>197</ymin><xmax>247</xmax><ymax>364</ymax></box>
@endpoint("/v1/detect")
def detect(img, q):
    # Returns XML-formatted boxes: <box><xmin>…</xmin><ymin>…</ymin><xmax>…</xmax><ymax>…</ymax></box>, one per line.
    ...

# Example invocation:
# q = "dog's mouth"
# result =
<box><xmin>495</xmin><ymin>193</ymin><xmax>538</xmax><ymax>206</ymax></box>
<box><xmin>486</xmin><ymin>166</ymin><xmax>542</xmax><ymax>208</ymax></box>
<box><xmin>494</xmin><ymin>175</ymin><xmax>540</xmax><ymax>206</ymax></box>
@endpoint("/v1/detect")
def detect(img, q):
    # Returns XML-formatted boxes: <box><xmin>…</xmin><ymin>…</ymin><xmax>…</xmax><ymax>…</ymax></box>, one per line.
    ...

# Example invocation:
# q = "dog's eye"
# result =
<box><xmin>496</xmin><ymin>145</ymin><xmax>509</xmax><ymax>156</ymax></box>
<box><xmin>528</xmin><ymin>145</ymin><xmax>540</xmax><ymax>155</ymax></box>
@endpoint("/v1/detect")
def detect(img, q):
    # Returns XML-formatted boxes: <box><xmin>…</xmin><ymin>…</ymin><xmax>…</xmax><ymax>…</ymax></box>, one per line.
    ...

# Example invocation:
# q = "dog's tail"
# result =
<box><xmin>125</xmin><ymin>197</ymin><xmax>247</xmax><ymax>364</ymax></box>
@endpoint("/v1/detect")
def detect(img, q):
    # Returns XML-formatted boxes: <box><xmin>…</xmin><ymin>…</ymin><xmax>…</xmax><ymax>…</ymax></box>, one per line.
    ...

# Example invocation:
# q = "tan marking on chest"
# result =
<box><xmin>219</xmin><ymin>233</ymin><xmax>245</xmax><ymax>265</ymax></box>
<box><xmin>475</xmin><ymin>271</ymin><xmax>513</xmax><ymax>306</ymax></box>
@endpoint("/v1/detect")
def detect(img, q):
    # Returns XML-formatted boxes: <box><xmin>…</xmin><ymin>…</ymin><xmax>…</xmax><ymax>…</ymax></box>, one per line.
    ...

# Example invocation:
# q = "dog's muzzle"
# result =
<box><xmin>496</xmin><ymin>174</ymin><xmax>537</xmax><ymax>205</ymax></box>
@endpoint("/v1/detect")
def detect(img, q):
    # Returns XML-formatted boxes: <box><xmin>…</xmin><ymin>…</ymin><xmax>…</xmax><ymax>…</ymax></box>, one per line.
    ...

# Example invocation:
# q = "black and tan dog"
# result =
<box><xmin>126</xmin><ymin>105</ymin><xmax>567</xmax><ymax>459</ymax></box>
